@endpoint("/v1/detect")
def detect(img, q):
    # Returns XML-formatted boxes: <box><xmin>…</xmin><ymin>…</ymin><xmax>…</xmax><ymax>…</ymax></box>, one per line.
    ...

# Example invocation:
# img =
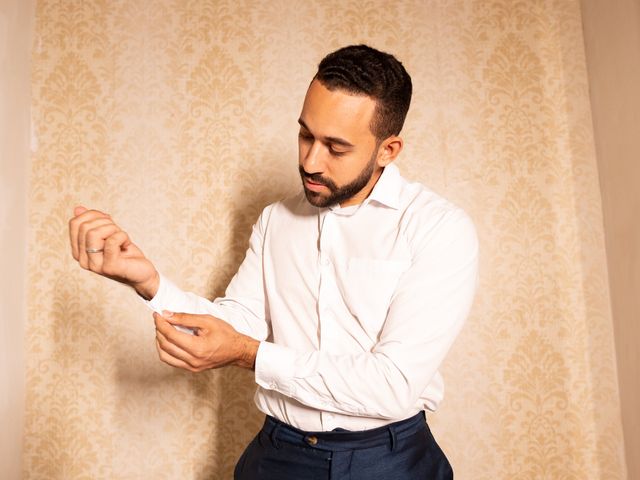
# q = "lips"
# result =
<box><xmin>304</xmin><ymin>179</ymin><xmax>328</xmax><ymax>192</ymax></box>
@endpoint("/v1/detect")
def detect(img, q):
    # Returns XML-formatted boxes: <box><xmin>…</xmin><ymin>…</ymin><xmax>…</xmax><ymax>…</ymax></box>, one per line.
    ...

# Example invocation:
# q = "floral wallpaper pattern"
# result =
<box><xmin>24</xmin><ymin>1</ymin><xmax>626</xmax><ymax>478</ymax></box>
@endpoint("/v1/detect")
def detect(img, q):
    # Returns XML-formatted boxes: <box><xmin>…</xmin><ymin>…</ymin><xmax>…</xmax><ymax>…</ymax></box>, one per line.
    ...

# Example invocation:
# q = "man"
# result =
<box><xmin>69</xmin><ymin>45</ymin><xmax>478</xmax><ymax>479</ymax></box>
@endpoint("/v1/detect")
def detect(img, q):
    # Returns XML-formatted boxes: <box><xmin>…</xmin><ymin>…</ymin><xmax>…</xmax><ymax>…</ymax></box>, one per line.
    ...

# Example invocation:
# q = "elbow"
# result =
<box><xmin>372</xmin><ymin>359</ymin><xmax>422</xmax><ymax>419</ymax></box>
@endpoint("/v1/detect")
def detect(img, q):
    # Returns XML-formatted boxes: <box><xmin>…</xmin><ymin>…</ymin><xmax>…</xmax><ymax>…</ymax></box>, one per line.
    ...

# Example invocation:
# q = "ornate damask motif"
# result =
<box><xmin>24</xmin><ymin>0</ymin><xmax>626</xmax><ymax>479</ymax></box>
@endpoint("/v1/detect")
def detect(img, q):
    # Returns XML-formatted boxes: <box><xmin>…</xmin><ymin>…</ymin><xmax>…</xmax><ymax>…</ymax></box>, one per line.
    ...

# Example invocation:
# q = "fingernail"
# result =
<box><xmin>162</xmin><ymin>310</ymin><xmax>173</xmax><ymax>317</ymax></box>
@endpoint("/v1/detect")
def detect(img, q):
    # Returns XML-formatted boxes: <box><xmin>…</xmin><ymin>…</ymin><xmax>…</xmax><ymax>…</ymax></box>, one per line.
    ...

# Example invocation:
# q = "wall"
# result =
<box><xmin>581</xmin><ymin>0</ymin><xmax>640</xmax><ymax>478</ymax></box>
<box><xmin>0</xmin><ymin>0</ymin><xmax>34</xmax><ymax>479</ymax></box>
<box><xmin>23</xmin><ymin>1</ymin><xmax>627</xmax><ymax>478</ymax></box>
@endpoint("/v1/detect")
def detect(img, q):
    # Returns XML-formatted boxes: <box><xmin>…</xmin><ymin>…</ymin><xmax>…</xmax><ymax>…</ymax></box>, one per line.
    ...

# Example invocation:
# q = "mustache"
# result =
<box><xmin>298</xmin><ymin>166</ymin><xmax>337</xmax><ymax>191</ymax></box>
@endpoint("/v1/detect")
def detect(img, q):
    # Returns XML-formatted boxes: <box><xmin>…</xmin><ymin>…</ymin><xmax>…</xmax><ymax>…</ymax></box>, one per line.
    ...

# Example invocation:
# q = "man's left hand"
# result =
<box><xmin>154</xmin><ymin>311</ymin><xmax>259</xmax><ymax>372</ymax></box>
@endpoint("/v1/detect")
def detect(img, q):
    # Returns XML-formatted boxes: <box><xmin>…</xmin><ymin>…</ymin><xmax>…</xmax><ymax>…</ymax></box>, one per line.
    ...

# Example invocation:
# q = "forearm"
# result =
<box><xmin>144</xmin><ymin>273</ymin><xmax>270</xmax><ymax>340</ymax></box>
<box><xmin>254</xmin><ymin>342</ymin><xmax>437</xmax><ymax>419</ymax></box>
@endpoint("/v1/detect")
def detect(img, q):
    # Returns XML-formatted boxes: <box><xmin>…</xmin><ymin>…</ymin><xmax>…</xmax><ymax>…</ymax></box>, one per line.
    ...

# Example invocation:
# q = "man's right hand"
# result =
<box><xmin>68</xmin><ymin>206</ymin><xmax>160</xmax><ymax>300</ymax></box>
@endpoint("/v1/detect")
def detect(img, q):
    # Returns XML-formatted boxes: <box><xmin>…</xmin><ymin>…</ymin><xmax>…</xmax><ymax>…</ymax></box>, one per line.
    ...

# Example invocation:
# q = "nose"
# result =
<box><xmin>300</xmin><ymin>140</ymin><xmax>325</xmax><ymax>174</ymax></box>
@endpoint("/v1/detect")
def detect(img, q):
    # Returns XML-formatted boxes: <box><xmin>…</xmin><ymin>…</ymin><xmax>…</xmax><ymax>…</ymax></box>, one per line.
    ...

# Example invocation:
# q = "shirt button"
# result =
<box><xmin>269</xmin><ymin>382</ymin><xmax>277</xmax><ymax>389</ymax></box>
<box><xmin>305</xmin><ymin>435</ymin><xmax>318</xmax><ymax>446</ymax></box>
<box><xmin>321</xmin><ymin>257</ymin><xmax>330</xmax><ymax>266</ymax></box>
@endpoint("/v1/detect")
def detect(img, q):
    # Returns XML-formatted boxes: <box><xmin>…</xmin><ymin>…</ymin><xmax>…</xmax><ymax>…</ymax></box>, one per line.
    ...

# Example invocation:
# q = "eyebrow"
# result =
<box><xmin>298</xmin><ymin>118</ymin><xmax>355</xmax><ymax>148</ymax></box>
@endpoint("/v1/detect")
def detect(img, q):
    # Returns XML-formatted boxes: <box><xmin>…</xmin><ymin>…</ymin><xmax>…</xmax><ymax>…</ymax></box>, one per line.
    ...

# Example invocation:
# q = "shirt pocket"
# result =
<box><xmin>342</xmin><ymin>258</ymin><xmax>411</xmax><ymax>338</ymax></box>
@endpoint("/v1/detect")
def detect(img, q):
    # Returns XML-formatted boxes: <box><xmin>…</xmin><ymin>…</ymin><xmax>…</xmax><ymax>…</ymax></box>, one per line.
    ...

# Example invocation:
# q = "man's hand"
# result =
<box><xmin>68</xmin><ymin>206</ymin><xmax>160</xmax><ymax>299</ymax></box>
<box><xmin>154</xmin><ymin>311</ymin><xmax>259</xmax><ymax>371</ymax></box>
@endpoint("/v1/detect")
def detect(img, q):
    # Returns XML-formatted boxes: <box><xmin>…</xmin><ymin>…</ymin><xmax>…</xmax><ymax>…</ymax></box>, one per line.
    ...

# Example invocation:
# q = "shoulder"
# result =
<box><xmin>397</xmin><ymin>178</ymin><xmax>478</xmax><ymax>255</ymax></box>
<box><xmin>255</xmin><ymin>191</ymin><xmax>313</xmax><ymax>230</ymax></box>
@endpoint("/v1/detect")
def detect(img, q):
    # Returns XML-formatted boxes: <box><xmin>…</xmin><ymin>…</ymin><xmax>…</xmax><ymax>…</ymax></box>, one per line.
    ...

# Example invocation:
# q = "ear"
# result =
<box><xmin>376</xmin><ymin>136</ymin><xmax>403</xmax><ymax>167</ymax></box>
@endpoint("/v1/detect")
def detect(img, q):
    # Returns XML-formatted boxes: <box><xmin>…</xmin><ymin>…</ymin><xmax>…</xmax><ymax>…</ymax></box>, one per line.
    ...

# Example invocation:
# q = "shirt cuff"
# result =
<box><xmin>142</xmin><ymin>273</ymin><xmax>177</xmax><ymax>313</ymax></box>
<box><xmin>255</xmin><ymin>341</ymin><xmax>296</xmax><ymax>397</ymax></box>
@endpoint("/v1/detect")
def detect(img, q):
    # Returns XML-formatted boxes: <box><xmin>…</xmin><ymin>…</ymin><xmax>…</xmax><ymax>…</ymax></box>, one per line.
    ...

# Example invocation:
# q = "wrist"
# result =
<box><xmin>234</xmin><ymin>335</ymin><xmax>259</xmax><ymax>370</ymax></box>
<box><xmin>133</xmin><ymin>270</ymin><xmax>160</xmax><ymax>300</ymax></box>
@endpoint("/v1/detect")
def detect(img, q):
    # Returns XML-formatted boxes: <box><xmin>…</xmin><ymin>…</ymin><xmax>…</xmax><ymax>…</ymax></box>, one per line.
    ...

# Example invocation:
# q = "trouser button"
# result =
<box><xmin>305</xmin><ymin>435</ymin><xmax>318</xmax><ymax>446</ymax></box>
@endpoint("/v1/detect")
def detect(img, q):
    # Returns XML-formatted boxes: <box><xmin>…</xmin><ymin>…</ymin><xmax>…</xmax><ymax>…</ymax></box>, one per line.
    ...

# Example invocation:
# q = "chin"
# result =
<box><xmin>303</xmin><ymin>189</ymin><xmax>329</xmax><ymax>208</ymax></box>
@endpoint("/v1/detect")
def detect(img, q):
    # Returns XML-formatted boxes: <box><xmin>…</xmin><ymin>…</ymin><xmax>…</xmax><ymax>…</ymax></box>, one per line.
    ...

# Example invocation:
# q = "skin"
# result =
<box><xmin>68</xmin><ymin>79</ymin><xmax>403</xmax><ymax>373</ymax></box>
<box><xmin>298</xmin><ymin>80</ymin><xmax>402</xmax><ymax>207</ymax></box>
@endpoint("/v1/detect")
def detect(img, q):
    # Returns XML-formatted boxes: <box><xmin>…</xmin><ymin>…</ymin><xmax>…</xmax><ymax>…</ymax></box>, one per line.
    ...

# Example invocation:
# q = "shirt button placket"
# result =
<box><xmin>317</xmin><ymin>213</ymin><xmax>333</xmax><ymax>349</ymax></box>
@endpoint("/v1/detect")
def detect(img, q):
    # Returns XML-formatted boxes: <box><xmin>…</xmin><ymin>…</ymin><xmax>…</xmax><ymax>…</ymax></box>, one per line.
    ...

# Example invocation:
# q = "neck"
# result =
<box><xmin>339</xmin><ymin>166</ymin><xmax>384</xmax><ymax>207</ymax></box>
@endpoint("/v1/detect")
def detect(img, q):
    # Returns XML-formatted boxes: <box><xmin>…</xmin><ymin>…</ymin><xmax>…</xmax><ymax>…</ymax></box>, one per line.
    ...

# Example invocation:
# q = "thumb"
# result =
<box><xmin>162</xmin><ymin>311</ymin><xmax>207</xmax><ymax>329</ymax></box>
<box><xmin>74</xmin><ymin>205</ymin><xmax>88</xmax><ymax>216</ymax></box>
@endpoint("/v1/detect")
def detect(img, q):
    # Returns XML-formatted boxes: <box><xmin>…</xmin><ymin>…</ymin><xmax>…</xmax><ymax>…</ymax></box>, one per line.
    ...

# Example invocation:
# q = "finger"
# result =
<box><xmin>69</xmin><ymin>206</ymin><xmax>107</xmax><ymax>260</ymax></box>
<box><xmin>78</xmin><ymin>217</ymin><xmax>114</xmax><ymax>259</ymax></box>
<box><xmin>77</xmin><ymin>217</ymin><xmax>116</xmax><ymax>269</ymax></box>
<box><xmin>74</xmin><ymin>205</ymin><xmax>88</xmax><ymax>216</ymax></box>
<box><xmin>103</xmin><ymin>230</ymin><xmax>131</xmax><ymax>261</ymax></box>
<box><xmin>153</xmin><ymin>312</ymin><xmax>198</xmax><ymax>351</ymax></box>
<box><xmin>155</xmin><ymin>339</ymin><xmax>195</xmax><ymax>371</ymax></box>
<box><xmin>101</xmin><ymin>230</ymin><xmax>132</xmax><ymax>278</ymax></box>
<box><xmin>85</xmin><ymin>223</ymin><xmax>121</xmax><ymax>272</ymax></box>
<box><xmin>162</xmin><ymin>311</ymin><xmax>210</xmax><ymax>330</ymax></box>
<box><xmin>156</xmin><ymin>330</ymin><xmax>199</xmax><ymax>368</ymax></box>
<box><xmin>69</xmin><ymin>208</ymin><xmax>110</xmax><ymax>260</ymax></box>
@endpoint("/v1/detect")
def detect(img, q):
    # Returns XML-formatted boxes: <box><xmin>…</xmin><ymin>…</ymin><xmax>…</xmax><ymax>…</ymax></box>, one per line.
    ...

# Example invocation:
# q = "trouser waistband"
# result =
<box><xmin>261</xmin><ymin>411</ymin><xmax>426</xmax><ymax>452</ymax></box>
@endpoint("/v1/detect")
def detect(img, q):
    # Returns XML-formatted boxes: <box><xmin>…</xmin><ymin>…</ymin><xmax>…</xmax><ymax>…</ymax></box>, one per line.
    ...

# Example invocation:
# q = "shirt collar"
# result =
<box><xmin>364</xmin><ymin>163</ymin><xmax>402</xmax><ymax>210</ymax></box>
<box><xmin>325</xmin><ymin>163</ymin><xmax>403</xmax><ymax>216</ymax></box>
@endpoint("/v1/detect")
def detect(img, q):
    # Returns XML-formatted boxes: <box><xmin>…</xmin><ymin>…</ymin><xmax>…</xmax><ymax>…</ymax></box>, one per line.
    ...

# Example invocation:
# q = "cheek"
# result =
<box><xmin>333</xmin><ymin>158</ymin><xmax>361</xmax><ymax>183</ymax></box>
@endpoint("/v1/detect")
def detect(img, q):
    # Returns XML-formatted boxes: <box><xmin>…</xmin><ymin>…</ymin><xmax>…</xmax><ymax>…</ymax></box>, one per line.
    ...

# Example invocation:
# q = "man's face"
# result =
<box><xmin>298</xmin><ymin>80</ymin><xmax>383</xmax><ymax>208</ymax></box>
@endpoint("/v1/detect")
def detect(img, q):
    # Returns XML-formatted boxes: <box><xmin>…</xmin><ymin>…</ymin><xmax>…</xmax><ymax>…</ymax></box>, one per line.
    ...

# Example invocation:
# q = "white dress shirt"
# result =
<box><xmin>147</xmin><ymin>163</ymin><xmax>479</xmax><ymax>432</ymax></box>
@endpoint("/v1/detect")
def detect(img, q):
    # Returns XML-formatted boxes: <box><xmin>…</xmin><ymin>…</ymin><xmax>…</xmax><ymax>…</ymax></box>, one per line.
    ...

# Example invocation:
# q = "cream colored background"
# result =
<box><xmin>581</xmin><ymin>0</ymin><xmax>640</xmax><ymax>478</ymax></box>
<box><xmin>12</xmin><ymin>0</ymin><xmax>633</xmax><ymax>478</ymax></box>
<box><xmin>0</xmin><ymin>1</ymin><xmax>34</xmax><ymax>479</ymax></box>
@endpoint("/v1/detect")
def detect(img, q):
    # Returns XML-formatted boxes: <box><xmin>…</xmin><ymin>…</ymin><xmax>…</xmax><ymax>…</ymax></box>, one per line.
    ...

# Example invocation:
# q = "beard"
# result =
<box><xmin>299</xmin><ymin>157</ymin><xmax>376</xmax><ymax>208</ymax></box>
<box><xmin>299</xmin><ymin>149</ymin><xmax>379</xmax><ymax>208</ymax></box>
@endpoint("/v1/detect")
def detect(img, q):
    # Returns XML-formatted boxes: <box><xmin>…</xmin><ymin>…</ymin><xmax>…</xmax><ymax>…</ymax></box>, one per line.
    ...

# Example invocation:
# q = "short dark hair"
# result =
<box><xmin>314</xmin><ymin>44</ymin><xmax>412</xmax><ymax>140</ymax></box>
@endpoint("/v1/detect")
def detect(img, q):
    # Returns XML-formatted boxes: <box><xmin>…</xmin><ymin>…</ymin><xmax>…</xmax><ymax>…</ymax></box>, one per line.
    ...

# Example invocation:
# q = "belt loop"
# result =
<box><xmin>270</xmin><ymin>423</ymin><xmax>281</xmax><ymax>449</ymax></box>
<box><xmin>388</xmin><ymin>425</ymin><xmax>397</xmax><ymax>452</ymax></box>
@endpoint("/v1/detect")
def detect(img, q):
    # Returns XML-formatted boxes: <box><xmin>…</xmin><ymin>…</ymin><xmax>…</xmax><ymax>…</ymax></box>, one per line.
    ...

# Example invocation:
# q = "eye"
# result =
<box><xmin>328</xmin><ymin>145</ymin><xmax>347</xmax><ymax>157</ymax></box>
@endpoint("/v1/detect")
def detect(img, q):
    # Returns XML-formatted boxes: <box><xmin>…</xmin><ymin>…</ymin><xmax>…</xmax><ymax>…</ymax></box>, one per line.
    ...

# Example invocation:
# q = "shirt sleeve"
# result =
<box><xmin>254</xmin><ymin>208</ymin><xmax>479</xmax><ymax>419</ymax></box>
<box><xmin>144</xmin><ymin>206</ymin><xmax>273</xmax><ymax>342</ymax></box>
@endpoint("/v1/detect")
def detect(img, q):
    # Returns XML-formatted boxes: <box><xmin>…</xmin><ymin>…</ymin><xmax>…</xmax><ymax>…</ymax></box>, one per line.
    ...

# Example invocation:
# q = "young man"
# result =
<box><xmin>69</xmin><ymin>45</ymin><xmax>478</xmax><ymax>479</ymax></box>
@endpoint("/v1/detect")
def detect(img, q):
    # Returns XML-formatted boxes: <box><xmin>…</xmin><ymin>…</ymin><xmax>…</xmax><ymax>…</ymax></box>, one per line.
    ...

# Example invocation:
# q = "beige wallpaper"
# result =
<box><xmin>24</xmin><ymin>1</ymin><xmax>626</xmax><ymax>478</ymax></box>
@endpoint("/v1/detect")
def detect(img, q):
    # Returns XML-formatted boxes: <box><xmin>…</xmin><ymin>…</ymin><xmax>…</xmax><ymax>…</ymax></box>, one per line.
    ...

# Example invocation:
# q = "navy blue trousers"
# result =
<box><xmin>234</xmin><ymin>412</ymin><xmax>453</xmax><ymax>479</ymax></box>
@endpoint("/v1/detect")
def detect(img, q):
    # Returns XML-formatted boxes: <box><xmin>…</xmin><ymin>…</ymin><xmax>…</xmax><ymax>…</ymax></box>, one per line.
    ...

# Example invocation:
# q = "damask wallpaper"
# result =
<box><xmin>24</xmin><ymin>0</ymin><xmax>626</xmax><ymax>478</ymax></box>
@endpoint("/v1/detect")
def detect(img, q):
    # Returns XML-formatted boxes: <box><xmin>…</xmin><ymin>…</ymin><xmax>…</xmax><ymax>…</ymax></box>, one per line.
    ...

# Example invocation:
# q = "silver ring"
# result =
<box><xmin>85</xmin><ymin>248</ymin><xmax>104</xmax><ymax>254</ymax></box>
